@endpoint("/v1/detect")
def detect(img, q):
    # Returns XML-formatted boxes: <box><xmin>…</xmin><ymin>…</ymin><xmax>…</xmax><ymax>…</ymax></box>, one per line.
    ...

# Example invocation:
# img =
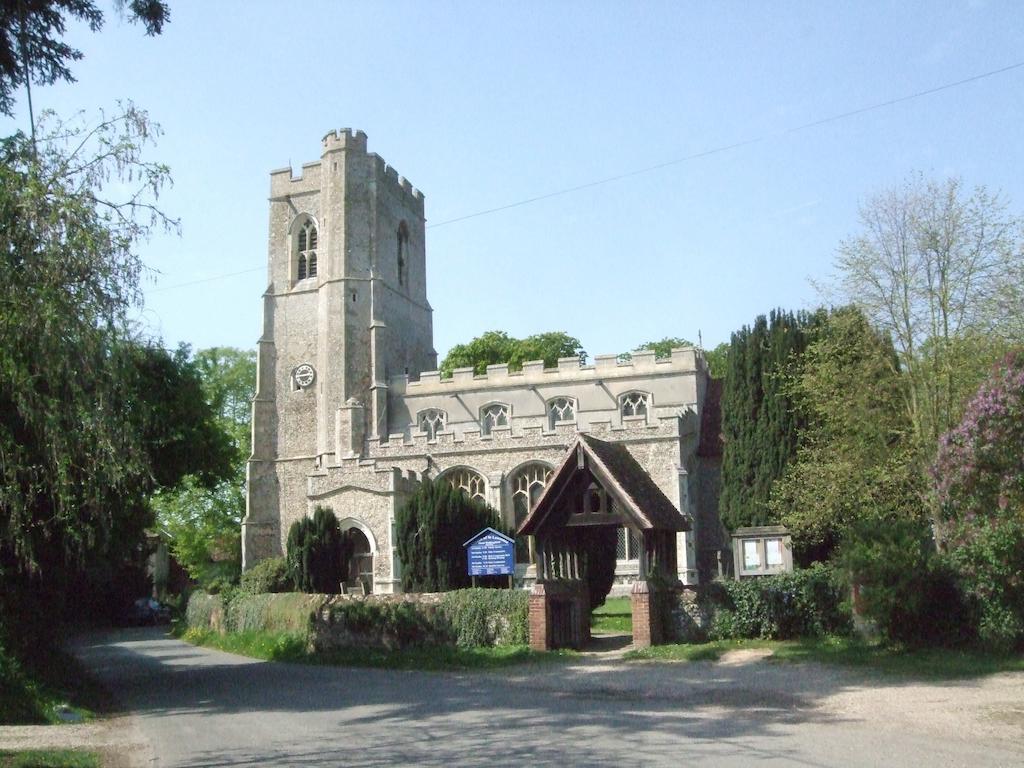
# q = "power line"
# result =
<box><xmin>426</xmin><ymin>60</ymin><xmax>1024</xmax><ymax>229</ymax></box>
<box><xmin>147</xmin><ymin>60</ymin><xmax>1024</xmax><ymax>292</ymax></box>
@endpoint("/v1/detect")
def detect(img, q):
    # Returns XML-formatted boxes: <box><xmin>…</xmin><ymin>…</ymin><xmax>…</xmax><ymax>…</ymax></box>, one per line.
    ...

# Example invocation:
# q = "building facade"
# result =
<box><xmin>243</xmin><ymin>130</ymin><xmax>726</xmax><ymax>592</ymax></box>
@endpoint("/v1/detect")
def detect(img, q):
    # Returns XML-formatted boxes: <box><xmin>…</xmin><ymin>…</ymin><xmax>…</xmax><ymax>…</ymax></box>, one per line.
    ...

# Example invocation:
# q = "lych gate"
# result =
<box><xmin>518</xmin><ymin>434</ymin><xmax>690</xmax><ymax>650</ymax></box>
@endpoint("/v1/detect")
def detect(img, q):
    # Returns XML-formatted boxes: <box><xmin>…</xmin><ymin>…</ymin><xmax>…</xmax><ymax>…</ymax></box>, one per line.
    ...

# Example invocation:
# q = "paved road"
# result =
<box><xmin>71</xmin><ymin>628</ymin><xmax>1023</xmax><ymax>767</ymax></box>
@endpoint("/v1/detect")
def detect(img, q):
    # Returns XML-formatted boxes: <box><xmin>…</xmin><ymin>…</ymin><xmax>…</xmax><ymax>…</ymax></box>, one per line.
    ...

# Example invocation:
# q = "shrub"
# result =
<box><xmin>396</xmin><ymin>477</ymin><xmax>501</xmax><ymax>592</ymax></box>
<box><xmin>706</xmin><ymin>564</ymin><xmax>851</xmax><ymax>640</ymax></box>
<box><xmin>286</xmin><ymin>507</ymin><xmax>350</xmax><ymax>594</ymax></box>
<box><xmin>837</xmin><ymin>517</ymin><xmax>972</xmax><ymax>648</ymax></box>
<box><xmin>439</xmin><ymin>588</ymin><xmax>529</xmax><ymax>647</ymax></box>
<box><xmin>240</xmin><ymin>557</ymin><xmax>291</xmax><ymax>595</ymax></box>
<box><xmin>947</xmin><ymin>516</ymin><xmax>1024</xmax><ymax>652</ymax></box>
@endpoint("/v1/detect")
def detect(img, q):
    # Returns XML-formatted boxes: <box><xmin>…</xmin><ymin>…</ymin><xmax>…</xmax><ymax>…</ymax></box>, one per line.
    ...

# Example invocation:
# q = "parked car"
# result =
<box><xmin>127</xmin><ymin>597</ymin><xmax>172</xmax><ymax>625</ymax></box>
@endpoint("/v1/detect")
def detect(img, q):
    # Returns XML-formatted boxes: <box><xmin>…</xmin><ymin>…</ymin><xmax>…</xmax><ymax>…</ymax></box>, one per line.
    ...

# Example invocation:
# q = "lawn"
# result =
<box><xmin>181</xmin><ymin>627</ymin><xmax>573</xmax><ymax>671</ymax></box>
<box><xmin>0</xmin><ymin>751</ymin><xmax>99</xmax><ymax>768</ymax></box>
<box><xmin>0</xmin><ymin>644</ymin><xmax>102</xmax><ymax>725</ymax></box>
<box><xmin>626</xmin><ymin>636</ymin><xmax>1024</xmax><ymax>679</ymax></box>
<box><xmin>591</xmin><ymin>596</ymin><xmax>631</xmax><ymax>633</ymax></box>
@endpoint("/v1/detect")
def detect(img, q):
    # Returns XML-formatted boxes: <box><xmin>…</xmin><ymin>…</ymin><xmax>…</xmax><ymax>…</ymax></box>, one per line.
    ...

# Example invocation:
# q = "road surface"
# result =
<box><xmin>64</xmin><ymin>627</ymin><xmax>1023</xmax><ymax>767</ymax></box>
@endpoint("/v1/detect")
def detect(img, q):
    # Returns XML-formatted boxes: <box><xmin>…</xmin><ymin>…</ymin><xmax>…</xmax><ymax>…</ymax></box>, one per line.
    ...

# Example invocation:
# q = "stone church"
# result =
<box><xmin>242</xmin><ymin>129</ymin><xmax>726</xmax><ymax>593</ymax></box>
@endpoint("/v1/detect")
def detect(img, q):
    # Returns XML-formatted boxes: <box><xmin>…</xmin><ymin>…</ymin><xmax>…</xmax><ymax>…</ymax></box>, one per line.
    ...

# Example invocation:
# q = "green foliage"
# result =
<box><xmin>0</xmin><ymin>750</ymin><xmax>100</xmax><ymax>767</ymax></box>
<box><xmin>327</xmin><ymin>601</ymin><xmax>444</xmax><ymax>649</ymax></box>
<box><xmin>151</xmin><ymin>346</ymin><xmax>256</xmax><ymax>590</ymax></box>
<box><xmin>704</xmin><ymin>342</ymin><xmax>729</xmax><ymax>378</ymax></box>
<box><xmin>240</xmin><ymin>557</ymin><xmax>291</xmax><ymax>595</ymax></box>
<box><xmin>837</xmin><ymin>517</ymin><xmax>971</xmax><ymax>648</ymax></box>
<box><xmin>438</xmin><ymin>588</ymin><xmax>529</xmax><ymax>647</ymax></box>
<box><xmin>947</xmin><ymin>516</ymin><xmax>1024</xmax><ymax>652</ymax></box>
<box><xmin>634</xmin><ymin>337</ymin><xmax>693</xmax><ymax>359</ymax></box>
<box><xmin>706</xmin><ymin>564</ymin><xmax>851</xmax><ymax>641</ymax></box>
<box><xmin>440</xmin><ymin>330</ymin><xmax>584</xmax><ymax>377</ymax></box>
<box><xmin>395</xmin><ymin>476</ymin><xmax>501</xmax><ymax>592</ymax></box>
<box><xmin>0</xmin><ymin>107</ymin><xmax>205</xmax><ymax>642</ymax></box>
<box><xmin>720</xmin><ymin>308</ymin><xmax>824</xmax><ymax>530</ymax></box>
<box><xmin>770</xmin><ymin>306</ymin><xmax>926</xmax><ymax>561</ymax></box>
<box><xmin>0</xmin><ymin>1</ymin><xmax>169</xmax><ymax>118</ymax></box>
<box><xmin>286</xmin><ymin>507</ymin><xmax>350</xmax><ymax>594</ymax></box>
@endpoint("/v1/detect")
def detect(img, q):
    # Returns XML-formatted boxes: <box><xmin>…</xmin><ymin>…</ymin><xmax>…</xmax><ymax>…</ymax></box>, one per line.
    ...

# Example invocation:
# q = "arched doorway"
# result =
<box><xmin>345</xmin><ymin>527</ymin><xmax>373</xmax><ymax>592</ymax></box>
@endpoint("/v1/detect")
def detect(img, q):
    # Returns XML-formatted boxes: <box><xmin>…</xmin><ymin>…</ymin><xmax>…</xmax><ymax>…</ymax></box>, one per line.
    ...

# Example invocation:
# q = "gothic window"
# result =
<box><xmin>480</xmin><ymin>403</ymin><xmax>510</xmax><ymax>435</ymax></box>
<box><xmin>511</xmin><ymin>463</ymin><xmax>552</xmax><ymax>529</ymax></box>
<box><xmin>547</xmin><ymin>397</ymin><xmax>576</xmax><ymax>429</ymax></box>
<box><xmin>397</xmin><ymin>221</ymin><xmax>409</xmax><ymax>287</ymax></box>
<box><xmin>616</xmin><ymin>526</ymin><xmax>641</xmax><ymax>561</ymax></box>
<box><xmin>620</xmin><ymin>391</ymin><xmax>650</xmax><ymax>420</ymax></box>
<box><xmin>444</xmin><ymin>468</ymin><xmax>486</xmax><ymax>503</ymax></box>
<box><xmin>295</xmin><ymin>219</ymin><xmax>318</xmax><ymax>281</ymax></box>
<box><xmin>416</xmin><ymin>408</ymin><xmax>446</xmax><ymax>440</ymax></box>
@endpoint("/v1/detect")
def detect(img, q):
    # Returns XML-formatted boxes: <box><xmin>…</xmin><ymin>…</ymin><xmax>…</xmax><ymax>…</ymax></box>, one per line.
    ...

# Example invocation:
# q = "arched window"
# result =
<box><xmin>620</xmin><ymin>391</ymin><xmax>650</xmax><ymax>420</ymax></box>
<box><xmin>416</xmin><ymin>408</ymin><xmax>446</xmax><ymax>440</ymax></box>
<box><xmin>295</xmin><ymin>219</ymin><xmax>318</xmax><ymax>281</ymax></box>
<box><xmin>397</xmin><ymin>221</ymin><xmax>409</xmax><ymax>287</ymax></box>
<box><xmin>480</xmin><ymin>403</ymin><xmax>510</xmax><ymax>435</ymax></box>
<box><xmin>443</xmin><ymin>468</ymin><xmax>486</xmax><ymax>502</ymax></box>
<box><xmin>547</xmin><ymin>397</ymin><xmax>576</xmax><ymax>429</ymax></box>
<box><xmin>511</xmin><ymin>463</ymin><xmax>552</xmax><ymax>528</ymax></box>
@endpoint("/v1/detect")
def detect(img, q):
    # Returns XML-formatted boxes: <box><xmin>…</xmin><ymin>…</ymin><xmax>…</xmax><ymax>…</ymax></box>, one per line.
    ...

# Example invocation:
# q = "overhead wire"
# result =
<box><xmin>147</xmin><ymin>60</ymin><xmax>1024</xmax><ymax>293</ymax></box>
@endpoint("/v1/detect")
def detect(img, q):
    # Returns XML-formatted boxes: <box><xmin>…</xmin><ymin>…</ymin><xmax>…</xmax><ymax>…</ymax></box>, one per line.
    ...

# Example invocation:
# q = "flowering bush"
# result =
<box><xmin>934</xmin><ymin>351</ymin><xmax>1024</xmax><ymax>650</ymax></box>
<box><xmin>934</xmin><ymin>351</ymin><xmax>1024</xmax><ymax>529</ymax></box>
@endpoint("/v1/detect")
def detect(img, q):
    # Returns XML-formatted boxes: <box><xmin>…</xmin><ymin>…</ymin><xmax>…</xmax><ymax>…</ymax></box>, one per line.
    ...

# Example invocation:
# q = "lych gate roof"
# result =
<box><xmin>517</xmin><ymin>434</ymin><xmax>689</xmax><ymax>536</ymax></box>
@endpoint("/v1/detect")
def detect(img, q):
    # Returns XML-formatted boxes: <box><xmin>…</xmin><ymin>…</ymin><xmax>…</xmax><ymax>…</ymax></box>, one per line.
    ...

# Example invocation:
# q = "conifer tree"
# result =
<box><xmin>720</xmin><ymin>309</ymin><xmax>822</xmax><ymax>530</ymax></box>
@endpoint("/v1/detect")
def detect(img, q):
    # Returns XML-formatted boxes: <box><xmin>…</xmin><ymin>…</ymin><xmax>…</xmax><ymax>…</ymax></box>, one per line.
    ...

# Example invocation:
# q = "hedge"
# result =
<box><xmin>185</xmin><ymin>588</ymin><xmax>527</xmax><ymax>650</ymax></box>
<box><xmin>706</xmin><ymin>564</ymin><xmax>852</xmax><ymax>640</ymax></box>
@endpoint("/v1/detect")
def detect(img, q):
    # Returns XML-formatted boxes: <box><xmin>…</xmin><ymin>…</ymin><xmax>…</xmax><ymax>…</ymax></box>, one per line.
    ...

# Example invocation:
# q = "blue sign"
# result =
<box><xmin>464</xmin><ymin>527</ymin><xmax>515</xmax><ymax>577</ymax></box>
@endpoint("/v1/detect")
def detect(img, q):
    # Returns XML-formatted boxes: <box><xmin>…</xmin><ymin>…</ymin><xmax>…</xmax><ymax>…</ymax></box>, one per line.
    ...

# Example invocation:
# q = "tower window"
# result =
<box><xmin>295</xmin><ymin>219</ymin><xmax>318</xmax><ymax>282</ymax></box>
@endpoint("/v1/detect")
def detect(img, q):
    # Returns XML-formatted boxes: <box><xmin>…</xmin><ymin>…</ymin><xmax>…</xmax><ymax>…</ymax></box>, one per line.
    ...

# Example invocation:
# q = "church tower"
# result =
<box><xmin>243</xmin><ymin>130</ymin><xmax>436</xmax><ymax>567</ymax></box>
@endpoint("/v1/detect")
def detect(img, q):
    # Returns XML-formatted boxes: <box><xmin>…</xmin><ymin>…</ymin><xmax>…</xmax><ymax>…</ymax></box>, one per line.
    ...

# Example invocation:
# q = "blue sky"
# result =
<box><xmin>5</xmin><ymin>1</ymin><xmax>1023</xmax><ymax>361</ymax></box>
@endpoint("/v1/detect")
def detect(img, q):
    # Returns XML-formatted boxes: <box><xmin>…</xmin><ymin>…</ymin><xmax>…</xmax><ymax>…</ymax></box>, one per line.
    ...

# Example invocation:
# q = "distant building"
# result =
<box><xmin>243</xmin><ymin>130</ymin><xmax>727</xmax><ymax>592</ymax></box>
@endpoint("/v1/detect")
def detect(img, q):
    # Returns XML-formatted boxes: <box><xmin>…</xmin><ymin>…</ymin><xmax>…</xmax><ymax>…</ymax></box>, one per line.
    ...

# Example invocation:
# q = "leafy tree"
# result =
<box><xmin>833</xmin><ymin>174</ymin><xmax>1023</xmax><ymax>473</ymax></box>
<box><xmin>769</xmin><ymin>307</ymin><xmax>925</xmax><ymax>562</ymax></box>
<box><xmin>719</xmin><ymin>308</ymin><xmax>822</xmax><ymax>530</ymax></box>
<box><xmin>704</xmin><ymin>342</ymin><xmax>729</xmax><ymax>378</ymax></box>
<box><xmin>440</xmin><ymin>330</ymin><xmax>584</xmax><ymax>377</ymax></box>
<box><xmin>396</xmin><ymin>476</ymin><xmax>499</xmax><ymax>592</ymax></box>
<box><xmin>0</xmin><ymin>0</ymin><xmax>169</xmax><ymax>117</ymax></box>
<box><xmin>634</xmin><ymin>337</ymin><xmax>693</xmax><ymax>359</ymax></box>
<box><xmin>0</xmin><ymin>106</ymin><xmax>222</xmax><ymax>646</ymax></box>
<box><xmin>286</xmin><ymin>507</ymin><xmax>350</xmax><ymax>594</ymax></box>
<box><xmin>150</xmin><ymin>347</ymin><xmax>256</xmax><ymax>587</ymax></box>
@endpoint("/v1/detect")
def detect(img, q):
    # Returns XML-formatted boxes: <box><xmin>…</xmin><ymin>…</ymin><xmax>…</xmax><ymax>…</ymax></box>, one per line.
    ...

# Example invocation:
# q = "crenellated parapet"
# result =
<box><xmin>268</xmin><ymin>129</ymin><xmax>424</xmax><ymax>205</ymax></box>
<box><xmin>389</xmin><ymin>347</ymin><xmax>706</xmax><ymax>395</ymax></box>
<box><xmin>369</xmin><ymin>410</ymin><xmax>694</xmax><ymax>460</ymax></box>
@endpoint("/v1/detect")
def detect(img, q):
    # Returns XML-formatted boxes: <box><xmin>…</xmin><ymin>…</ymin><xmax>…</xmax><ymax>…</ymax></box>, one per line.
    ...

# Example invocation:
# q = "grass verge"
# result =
<box><xmin>626</xmin><ymin>636</ymin><xmax>1024</xmax><ymax>679</ymax></box>
<box><xmin>591</xmin><ymin>597</ymin><xmax>631</xmax><ymax>634</ymax></box>
<box><xmin>0</xmin><ymin>645</ymin><xmax>104</xmax><ymax>725</ymax></box>
<box><xmin>181</xmin><ymin>627</ymin><xmax>573</xmax><ymax>671</ymax></box>
<box><xmin>0</xmin><ymin>750</ymin><xmax>100</xmax><ymax>768</ymax></box>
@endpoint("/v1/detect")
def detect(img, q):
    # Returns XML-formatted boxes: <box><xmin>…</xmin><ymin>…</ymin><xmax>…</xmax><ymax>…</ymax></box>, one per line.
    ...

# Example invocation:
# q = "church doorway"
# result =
<box><xmin>345</xmin><ymin>527</ymin><xmax>373</xmax><ymax>593</ymax></box>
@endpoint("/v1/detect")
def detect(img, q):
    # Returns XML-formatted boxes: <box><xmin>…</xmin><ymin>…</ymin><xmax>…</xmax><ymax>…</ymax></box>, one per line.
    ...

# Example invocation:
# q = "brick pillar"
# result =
<box><xmin>631</xmin><ymin>580</ymin><xmax>660</xmax><ymax>649</ymax></box>
<box><xmin>529</xmin><ymin>583</ymin><xmax>551</xmax><ymax>651</ymax></box>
